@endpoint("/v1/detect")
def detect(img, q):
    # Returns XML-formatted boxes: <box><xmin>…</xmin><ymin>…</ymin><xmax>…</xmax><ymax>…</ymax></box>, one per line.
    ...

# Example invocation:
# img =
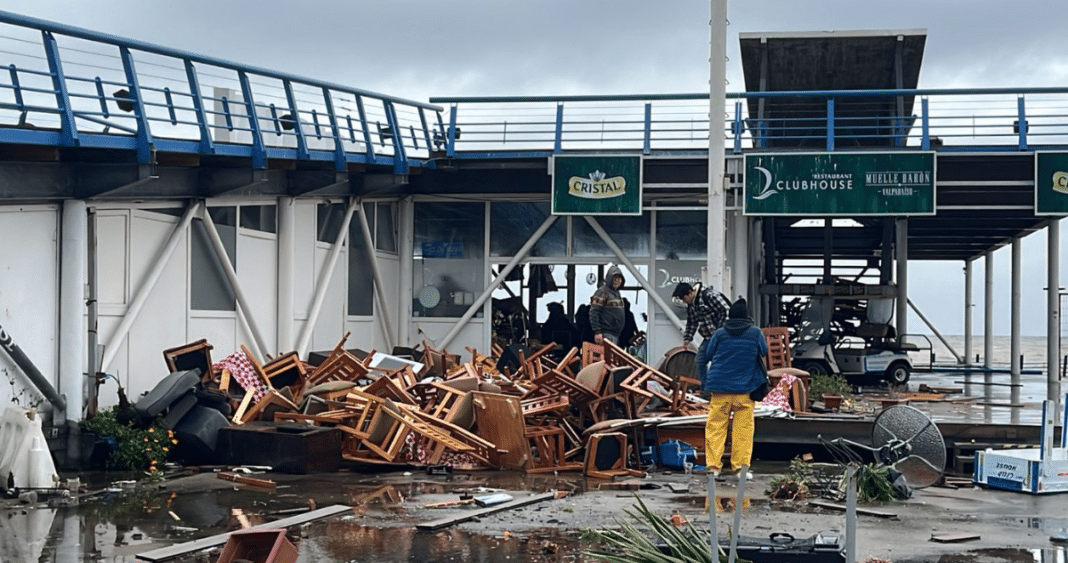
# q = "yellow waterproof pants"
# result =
<box><xmin>704</xmin><ymin>392</ymin><xmax>755</xmax><ymax>473</ymax></box>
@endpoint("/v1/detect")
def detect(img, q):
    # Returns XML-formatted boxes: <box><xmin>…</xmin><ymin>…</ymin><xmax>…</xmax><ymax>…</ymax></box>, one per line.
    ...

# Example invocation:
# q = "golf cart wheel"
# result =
<box><xmin>885</xmin><ymin>361</ymin><xmax>911</xmax><ymax>385</ymax></box>
<box><xmin>796</xmin><ymin>360</ymin><xmax>831</xmax><ymax>377</ymax></box>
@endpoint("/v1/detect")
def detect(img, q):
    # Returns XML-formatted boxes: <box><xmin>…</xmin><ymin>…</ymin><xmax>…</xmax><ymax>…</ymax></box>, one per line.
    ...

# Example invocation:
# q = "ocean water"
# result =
<box><xmin>911</xmin><ymin>334</ymin><xmax>1067</xmax><ymax>372</ymax></box>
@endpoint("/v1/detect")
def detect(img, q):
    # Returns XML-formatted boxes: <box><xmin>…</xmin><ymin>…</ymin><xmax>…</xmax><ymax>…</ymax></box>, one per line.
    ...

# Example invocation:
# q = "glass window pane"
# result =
<box><xmin>239</xmin><ymin>205</ymin><xmax>276</xmax><ymax>233</ymax></box>
<box><xmin>572</xmin><ymin>213</ymin><xmax>650</xmax><ymax>258</ymax></box>
<box><xmin>375</xmin><ymin>202</ymin><xmax>397</xmax><ymax>253</ymax></box>
<box><xmin>413</xmin><ymin>202</ymin><xmax>485</xmax><ymax>318</ymax></box>
<box><xmin>317</xmin><ymin>203</ymin><xmax>346</xmax><ymax>243</ymax></box>
<box><xmin>656</xmin><ymin>210</ymin><xmax>707</xmax><ymax>260</ymax></box>
<box><xmin>490</xmin><ymin>202</ymin><xmax>566</xmax><ymax>257</ymax></box>
<box><xmin>190</xmin><ymin>216</ymin><xmax>236</xmax><ymax>311</ymax></box>
<box><xmin>347</xmin><ymin>218</ymin><xmax>374</xmax><ymax>316</ymax></box>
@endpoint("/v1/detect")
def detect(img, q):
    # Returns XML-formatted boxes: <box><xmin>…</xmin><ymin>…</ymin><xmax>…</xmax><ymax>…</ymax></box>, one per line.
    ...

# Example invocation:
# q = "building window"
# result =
<box><xmin>413</xmin><ymin>202</ymin><xmax>485</xmax><ymax>318</ymax></box>
<box><xmin>490</xmin><ymin>202</ymin><xmax>566</xmax><ymax>257</ymax></box>
<box><xmin>190</xmin><ymin>207</ymin><xmax>236</xmax><ymax>311</ymax></box>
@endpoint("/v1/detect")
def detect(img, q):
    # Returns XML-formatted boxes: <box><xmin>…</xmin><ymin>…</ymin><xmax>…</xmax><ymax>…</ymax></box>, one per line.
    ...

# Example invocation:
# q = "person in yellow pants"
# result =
<box><xmin>700</xmin><ymin>297</ymin><xmax>767</xmax><ymax>478</ymax></box>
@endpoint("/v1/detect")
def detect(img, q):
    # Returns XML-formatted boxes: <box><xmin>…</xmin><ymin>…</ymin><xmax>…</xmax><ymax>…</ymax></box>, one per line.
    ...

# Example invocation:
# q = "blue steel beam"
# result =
<box><xmin>40</xmin><ymin>31</ymin><xmax>77</xmax><ymax>147</ymax></box>
<box><xmin>282</xmin><ymin>80</ymin><xmax>309</xmax><ymax>160</ymax></box>
<box><xmin>119</xmin><ymin>46</ymin><xmax>154</xmax><ymax>164</ymax></box>
<box><xmin>321</xmin><ymin>87</ymin><xmax>346</xmax><ymax>171</ymax></box>
<box><xmin>237</xmin><ymin>71</ymin><xmax>266</xmax><ymax>169</ymax></box>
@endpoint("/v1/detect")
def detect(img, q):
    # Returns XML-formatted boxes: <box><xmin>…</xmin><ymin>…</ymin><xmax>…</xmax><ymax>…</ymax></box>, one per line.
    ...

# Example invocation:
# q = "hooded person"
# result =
<box><xmin>589</xmin><ymin>264</ymin><xmax>626</xmax><ymax>345</ymax></box>
<box><xmin>701</xmin><ymin>297</ymin><xmax>768</xmax><ymax>480</ymax></box>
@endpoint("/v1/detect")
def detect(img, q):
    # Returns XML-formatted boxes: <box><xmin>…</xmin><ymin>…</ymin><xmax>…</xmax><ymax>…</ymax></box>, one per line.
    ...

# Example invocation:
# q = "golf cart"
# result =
<box><xmin>790</xmin><ymin>296</ymin><xmax>917</xmax><ymax>385</ymax></box>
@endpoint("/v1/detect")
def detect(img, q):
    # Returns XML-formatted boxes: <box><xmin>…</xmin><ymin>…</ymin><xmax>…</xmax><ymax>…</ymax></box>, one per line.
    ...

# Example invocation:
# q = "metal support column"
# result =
<box><xmin>102</xmin><ymin>201</ymin><xmax>200</xmax><ymax>372</ymax></box>
<box><xmin>295</xmin><ymin>198</ymin><xmax>357</xmax><ymax>357</ymax></box>
<box><xmin>895</xmin><ymin>219</ymin><xmax>908</xmax><ymax>337</ymax></box>
<box><xmin>59</xmin><ymin>200</ymin><xmax>86</xmax><ymax>424</ymax></box>
<box><xmin>985</xmin><ymin>251</ymin><xmax>995</xmax><ymax>370</ymax></box>
<box><xmin>1048</xmin><ymin>220</ymin><xmax>1061</xmax><ymax>413</ymax></box>
<box><xmin>437</xmin><ymin>215</ymin><xmax>558</xmax><ymax>350</ymax></box>
<box><xmin>356</xmin><ymin>202</ymin><xmax>396</xmax><ymax>351</ymax></box>
<box><xmin>707</xmin><ymin>0</ymin><xmax>728</xmax><ymax>292</ymax></box>
<box><xmin>1011</xmin><ymin>237</ymin><xmax>1022</xmax><ymax>421</ymax></box>
<box><xmin>277</xmin><ymin>196</ymin><xmax>295</xmax><ymax>351</ymax></box>
<box><xmin>585</xmin><ymin>217</ymin><xmax>686</xmax><ymax>331</ymax></box>
<box><xmin>964</xmin><ymin>259</ymin><xmax>973</xmax><ymax>365</ymax></box>
<box><xmin>398</xmin><ymin>197</ymin><xmax>414</xmax><ymax>347</ymax></box>
<box><xmin>732</xmin><ymin>210</ymin><xmax>748</xmax><ymax>302</ymax></box>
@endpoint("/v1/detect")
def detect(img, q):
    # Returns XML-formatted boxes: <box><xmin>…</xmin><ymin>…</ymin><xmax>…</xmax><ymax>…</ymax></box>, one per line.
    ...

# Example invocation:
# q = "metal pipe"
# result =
<box><xmin>276</xmin><ymin>196</ymin><xmax>295</xmax><ymax>352</ymax></box>
<box><xmin>356</xmin><ymin>202</ymin><xmax>396</xmax><ymax>351</ymax></box>
<box><xmin>0</xmin><ymin>322</ymin><xmax>66</xmax><ymax>413</ymax></box>
<box><xmin>584</xmin><ymin>217</ymin><xmax>686</xmax><ymax>332</ymax></box>
<box><xmin>295</xmin><ymin>198</ymin><xmax>358</xmax><ymax>357</ymax></box>
<box><xmin>728</xmin><ymin>465</ymin><xmax>748</xmax><ymax>563</ymax></box>
<box><xmin>845</xmin><ymin>466</ymin><xmax>857</xmax><ymax>563</ymax></box>
<box><xmin>59</xmin><ymin>199</ymin><xmax>86</xmax><ymax>423</ymax></box>
<box><xmin>907</xmin><ymin>298</ymin><xmax>962</xmax><ymax>363</ymax></box>
<box><xmin>437</xmin><ymin>214</ymin><xmax>558</xmax><ymax>351</ymax></box>
<box><xmin>200</xmin><ymin>205</ymin><xmax>270</xmax><ymax>360</ymax></box>
<box><xmin>101</xmin><ymin>201</ymin><xmax>199</xmax><ymax>372</ymax></box>
<box><xmin>86</xmin><ymin>206</ymin><xmax>99</xmax><ymax>418</ymax></box>
<box><xmin>707</xmin><ymin>472</ymin><xmax>718</xmax><ymax>557</ymax></box>
<box><xmin>1011</xmin><ymin>237</ymin><xmax>1022</xmax><ymax>424</ymax></box>
<box><xmin>707</xmin><ymin>0</ymin><xmax>728</xmax><ymax>292</ymax></box>
<box><xmin>1047</xmin><ymin>220</ymin><xmax>1061</xmax><ymax>413</ymax></box>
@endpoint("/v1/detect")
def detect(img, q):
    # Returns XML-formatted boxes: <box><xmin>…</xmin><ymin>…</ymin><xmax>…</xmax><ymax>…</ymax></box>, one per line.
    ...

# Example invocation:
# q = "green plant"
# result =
<box><xmin>849</xmin><ymin>463</ymin><xmax>908</xmax><ymax>503</ymax></box>
<box><xmin>808</xmin><ymin>372</ymin><xmax>851</xmax><ymax>398</ymax></box>
<box><xmin>582</xmin><ymin>496</ymin><xmax>748</xmax><ymax>563</ymax></box>
<box><xmin>81</xmin><ymin>407</ymin><xmax>176</xmax><ymax>472</ymax></box>
<box><xmin>765</xmin><ymin>457</ymin><xmax>812</xmax><ymax>500</ymax></box>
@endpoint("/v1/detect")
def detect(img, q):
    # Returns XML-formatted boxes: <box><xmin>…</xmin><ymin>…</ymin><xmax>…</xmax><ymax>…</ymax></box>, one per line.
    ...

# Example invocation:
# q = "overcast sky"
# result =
<box><xmin>2</xmin><ymin>0</ymin><xmax>1066</xmax><ymax>338</ymax></box>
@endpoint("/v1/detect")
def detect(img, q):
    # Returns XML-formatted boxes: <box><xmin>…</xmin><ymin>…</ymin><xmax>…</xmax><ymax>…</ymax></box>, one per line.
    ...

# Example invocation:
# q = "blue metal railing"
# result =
<box><xmin>0</xmin><ymin>10</ymin><xmax>443</xmax><ymax>174</ymax></box>
<box><xmin>431</xmin><ymin>87</ymin><xmax>1068</xmax><ymax>157</ymax></box>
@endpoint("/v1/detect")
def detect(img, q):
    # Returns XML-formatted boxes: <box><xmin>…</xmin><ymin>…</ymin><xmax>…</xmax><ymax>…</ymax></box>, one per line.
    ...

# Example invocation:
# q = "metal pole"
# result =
<box><xmin>1047</xmin><ymin>220</ymin><xmax>1061</xmax><ymax>413</ymax></box>
<box><xmin>728</xmin><ymin>465</ymin><xmax>748</xmax><ymax>563</ymax></box>
<box><xmin>0</xmin><ymin>323</ymin><xmax>66</xmax><ymax>412</ymax></box>
<box><xmin>1011</xmin><ymin>237</ymin><xmax>1022</xmax><ymax>424</ymax></box>
<box><xmin>707</xmin><ymin>0</ymin><xmax>728</xmax><ymax>292</ymax></box>
<box><xmin>86</xmin><ymin>207</ymin><xmax>99</xmax><ymax>418</ymax></box>
<box><xmin>708</xmin><ymin>472</ymin><xmax>719</xmax><ymax>558</ymax></box>
<box><xmin>964</xmin><ymin>258</ymin><xmax>973</xmax><ymax>366</ymax></box>
<box><xmin>356</xmin><ymin>202</ymin><xmax>396</xmax><ymax>351</ymax></box>
<box><xmin>437</xmin><ymin>215</ymin><xmax>558</xmax><ymax>351</ymax></box>
<box><xmin>200</xmin><ymin>205</ymin><xmax>271</xmax><ymax>360</ymax></box>
<box><xmin>584</xmin><ymin>217</ymin><xmax>686</xmax><ymax>331</ymax></box>
<box><xmin>398</xmin><ymin>197</ymin><xmax>414</xmax><ymax>347</ymax></box>
<box><xmin>295</xmin><ymin>198</ymin><xmax>358</xmax><ymax>357</ymax></box>
<box><xmin>277</xmin><ymin>196</ymin><xmax>296</xmax><ymax>351</ymax></box>
<box><xmin>60</xmin><ymin>199</ymin><xmax>86</xmax><ymax>423</ymax></box>
<box><xmin>845</xmin><ymin>466</ymin><xmax>857</xmax><ymax>563</ymax></box>
<box><xmin>101</xmin><ymin>201</ymin><xmax>200</xmax><ymax>372</ymax></box>
<box><xmin>895</xmin><ymin>219</ymin><xmax>908</xmax><ymax>337</ymax></box>
<box><xmin>985</xmin><ymin>251</ymin><xmax>994</xmax><ymax>370</ymax></box>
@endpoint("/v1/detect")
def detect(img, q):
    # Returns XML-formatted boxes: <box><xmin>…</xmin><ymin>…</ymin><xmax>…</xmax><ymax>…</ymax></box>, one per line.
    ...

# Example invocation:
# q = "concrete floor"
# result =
<box><xmin>7</xmin><ymin>460</ymin><xmax>1066</xmax><ymax>563</ymax></box>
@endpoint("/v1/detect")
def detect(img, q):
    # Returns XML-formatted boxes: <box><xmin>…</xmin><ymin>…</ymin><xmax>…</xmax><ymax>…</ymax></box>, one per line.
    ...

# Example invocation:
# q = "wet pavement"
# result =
<box><xmin>6</xmin><ymin>460</ymin><xmax>1066</xmax><ymax>563</ymax></box>
<box><xmin>7</xmin><ymin>369</ymin><xmax>1066</xmax><ymax>563</ymax></box>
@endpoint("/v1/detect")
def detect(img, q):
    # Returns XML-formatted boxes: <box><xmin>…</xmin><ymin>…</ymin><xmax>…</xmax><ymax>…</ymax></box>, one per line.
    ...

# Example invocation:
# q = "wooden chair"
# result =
<box><xmin>525</xmin><ymin>426</ymin><xmax>583</xmax><ymax>473</ymax></box>
<box><xmin>581</xmin><ymin>342</ymin><xmax>604</xmax><ymax>367</ymax></box>
<box><xmin>162</xmin><ymin>339</ymin><xmax>214</xmax><ymax>382</ymax></box>
<box><xmin>584</xmin><ymin>432</ymin><xmax>643</xmax><ymax>479</ymax></box>
<box><xmin>260</xmin><ymin>351</ymin><xmax>309</xmax><ymax>396</ymax></box>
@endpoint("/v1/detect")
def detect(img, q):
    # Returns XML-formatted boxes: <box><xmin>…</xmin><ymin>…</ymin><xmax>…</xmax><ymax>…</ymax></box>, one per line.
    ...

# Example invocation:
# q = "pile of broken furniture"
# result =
<box><xmin>143</xmin><ymin>335</ymin><xmax>716</xmax><ymax>479</ymax></box>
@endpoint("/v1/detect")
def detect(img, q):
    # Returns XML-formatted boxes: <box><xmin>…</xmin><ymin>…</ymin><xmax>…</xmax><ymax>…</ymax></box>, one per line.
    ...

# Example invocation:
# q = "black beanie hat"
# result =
<box><xmin>728</xmin><ymin>297</ymin><xmax>748</xmax><ymax>319</ymax></box>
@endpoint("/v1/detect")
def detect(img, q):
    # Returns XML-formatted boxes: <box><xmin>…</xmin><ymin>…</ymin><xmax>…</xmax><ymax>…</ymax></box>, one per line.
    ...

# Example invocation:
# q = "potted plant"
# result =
<box><xmin>808</xmin><ymin>372</ymin><xmax>851</xmax><ymax>410</ymax></box>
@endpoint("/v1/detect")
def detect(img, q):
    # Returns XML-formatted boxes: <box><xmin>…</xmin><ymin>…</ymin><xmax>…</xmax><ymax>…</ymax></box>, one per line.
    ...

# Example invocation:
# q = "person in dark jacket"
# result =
<box><xmin>589</xmin><ymin>264</ymin><xmax>626</xmax><ymax>345</ymax></box>
<box><xmin>702</xmin><ymin>297</ymin><xmax>767</xmax><ymax>478</ymax></box>
<box><xmin>540</xmin><ymin>301</ymin><xmax>580</xmax><ymax>352</ymax></box>
<box><xmin>673</xmin><ymin>281</ymin><xmax>731</xmax><ymax>384</ymax></box>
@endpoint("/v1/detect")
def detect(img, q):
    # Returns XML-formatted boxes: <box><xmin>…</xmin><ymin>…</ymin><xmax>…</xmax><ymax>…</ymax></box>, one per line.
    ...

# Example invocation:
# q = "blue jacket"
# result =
<box><xmin>702</xmin><ymin>319</ymin><xmax>768</xmax><ymax>394</ymax></box>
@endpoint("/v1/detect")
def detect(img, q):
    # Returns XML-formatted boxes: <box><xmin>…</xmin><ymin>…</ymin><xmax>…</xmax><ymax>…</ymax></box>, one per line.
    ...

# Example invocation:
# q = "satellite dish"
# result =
<box><xmin>870</xmin><ymin>405</ymin><xmax>945</xmax><ymax>489</ymax></box>
<box><xmin>821</xmin><ymin>405</ymin><xmax>945</xmax><ymax>490</ymax></box>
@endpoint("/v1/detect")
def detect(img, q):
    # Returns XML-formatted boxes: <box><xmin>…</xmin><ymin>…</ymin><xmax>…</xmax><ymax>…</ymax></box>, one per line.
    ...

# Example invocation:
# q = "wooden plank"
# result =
<box><xmin>416</xmin><ymin>491</ymin><xmax>562</xmax><ymax>531</ymax></box>
<box><xmin>136</xmin><ymin>504</ymin><xmax>352</xmax><ymax>562</ymax></box>
<box><xmin>807</xmin><ymin>500</ymin><xmax>896</xmax><ymax>518</ymax></box>
<box><xmin>471</xmin><ymin>391</ymin><xmax>530</xmax><ymax>470</ymax></box>
<box><xmin>217</xmin><ymin>472</ymin><xmax>276</xmax><ymax>488</ymax></box>
<box><xmin>930</xmin><ymin>533</ymin><xmax>981</xmax><ymax>543</ymax></box>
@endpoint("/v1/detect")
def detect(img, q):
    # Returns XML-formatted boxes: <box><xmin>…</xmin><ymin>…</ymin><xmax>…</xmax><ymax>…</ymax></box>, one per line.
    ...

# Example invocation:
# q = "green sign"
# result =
<box><xmin>552</xmin><ymin>155</ymin><xmax>642</xmax><ymax>215</ymax></box>
<box><xmin>744</xmin><ymin>152</ymin><xmax>936</xmax><ymax>216</ymax></box>
<box><xmin>1035</xmin><ymin>152</ymin><xmax>1068</xmax><ymax>216</ymax></box>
